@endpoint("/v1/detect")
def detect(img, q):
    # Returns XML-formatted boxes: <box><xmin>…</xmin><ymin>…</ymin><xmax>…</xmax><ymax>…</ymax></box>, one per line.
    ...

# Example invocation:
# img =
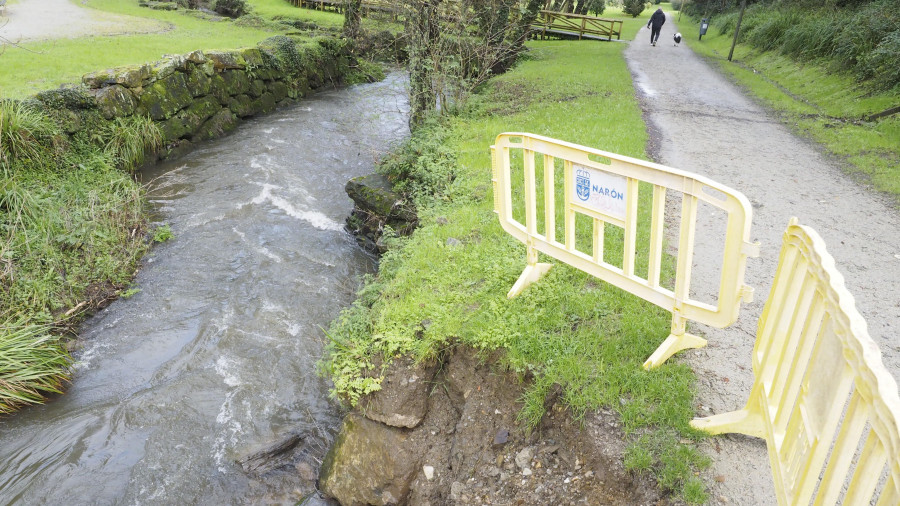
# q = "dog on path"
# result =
<box><xmin>674</xmin><ymin>32</ymin><xmax>682</xmax><ymax>46</ymax></box>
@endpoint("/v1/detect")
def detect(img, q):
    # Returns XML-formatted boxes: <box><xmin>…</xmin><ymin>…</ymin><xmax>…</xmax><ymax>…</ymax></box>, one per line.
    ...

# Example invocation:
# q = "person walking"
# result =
<box><xmin>648</xmin><ymin>8</ymin><xmax>665</xmax><ymax>46</ymax></box>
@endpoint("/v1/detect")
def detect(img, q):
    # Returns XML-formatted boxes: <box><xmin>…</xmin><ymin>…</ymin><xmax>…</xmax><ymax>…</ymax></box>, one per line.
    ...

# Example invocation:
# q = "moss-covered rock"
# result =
<box><xmin>205</xmin><ymin>51</ymin><xmax>245</xmax><ymax>72</ymax></box>
<box><xmin>267</xmin><ymin>81</ymin><xmax>291</xmax><ymax>102</ymax></box>
<box><xmin>226</xmin><ymin>94</ymin><xmax>254</xmax><ymax>118</ymax></box>
<box><xmin>92</xmin><ymin>85</ymin><xmax>138</xmax><ymax>119</ymax></box>
<box><xmin>140</xmin><ymin>72</ymin><xmax>193</xmax><ymax>121</ymax></box>
<box><xmin>208</xmin><ymin>74</ymin><xmax>231</xmax><ymax>105</ymax></box>
<box><xmin>252</xmin><ymin>92</ymin><xmax>277</xmax><ymax>116</ymax></box>
<box><xmin>238</xmin><ymin>48</ymin><xmax>266</xmax><ymax>70</ymax></box>
<box><xmin>194</xmin><ymin>108</ymin><xmax>238</xmax><ymax>141</ymax></box>
<box><xmin>150</xmin><ymin>55</ymin><xmax>189</xmax><ymax>81</ymax></box>
<box><xmin>184</xmin><ymin>96</ymin><xmax>221</xmax><ymax>127</ymax></box>
<box><xmin>345</xmin><ymin>174</ymin><xmax>418</xmax><ymax>253</ymax></box>
<box><xmin>185</xmin><ymin>50</ymin><xmax>207</xmax><ymax>65</ymax></box>
<box><xmin>220</xmin><ymin>69</ymin><xmax>251</xmax><ymax>96</ymax></box>
<box><xmin>83</xmin><ymin>64</ymin><xmax>151</xmax><ymax>89</ymax></box>
<box><xmin>34</xmin><ymin>86</ymin><xmax>96</xmax><ymax>111</ymax></box>
<box><xmin>248</xmin><ymin>79</ymin><xmax>267</xmax><ymax>98</ymax></box>
<box><xmin>185</xmin><ymin>68</ymin><xmax>213</xmax><ymax>98</ymax></box>
<box><xmin>158</xmin><ymin>115</ymin><xmax>192</xmax><ymax>142</ymax></box>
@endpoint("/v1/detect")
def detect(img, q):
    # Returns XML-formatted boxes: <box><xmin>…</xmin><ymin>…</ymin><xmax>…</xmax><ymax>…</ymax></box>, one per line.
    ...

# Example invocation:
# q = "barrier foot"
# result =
<box><xmin>642</xmin><ymin>332</ymin><xmax>707</xmax><ymax>370</ymax></box>
<box><xmin>690</xmin><ymin>408</ymin><xmax>765</xmax><ymax>438</ymax></box>
<box><xmin>507</xmin><ymin>263</ymin><xmax>553</xmax><ymax>298</ymax></box>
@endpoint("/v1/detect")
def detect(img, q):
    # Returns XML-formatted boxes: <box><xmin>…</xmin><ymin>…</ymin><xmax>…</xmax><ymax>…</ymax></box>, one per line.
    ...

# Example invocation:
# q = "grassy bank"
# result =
<box><xmin>323</xmin><ymin>37</ymin><xmax>710</xmax><ymax>503</ymax></box>
<box><xmin>675</xmin><ymin>10</ymin><xmax>900</xmax><ymax>206</ymax></box>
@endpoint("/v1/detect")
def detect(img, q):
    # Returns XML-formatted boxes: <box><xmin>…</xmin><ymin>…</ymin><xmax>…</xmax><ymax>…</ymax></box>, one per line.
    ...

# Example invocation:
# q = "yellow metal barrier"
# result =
<box><xmin>490</xmin><ymin>133</ymin><xmax>759</xmax><ymax>369</ymax></box>
<box><xmin>692</xmin><ymin>218</ymin><xmax>900</xmax><ymax>505</ymax></box>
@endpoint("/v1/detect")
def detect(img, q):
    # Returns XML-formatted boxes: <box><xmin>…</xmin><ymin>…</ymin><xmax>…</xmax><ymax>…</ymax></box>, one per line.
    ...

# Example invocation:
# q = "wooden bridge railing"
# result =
<box><xmin>532</xmin><ymin>10</ymin><xmax>623</xmax><ymax>41</ymax></box>
<box><xmin>288</xmin><ymin>0</ymin><xmax>398</xmax><ymax>17</ymax></box>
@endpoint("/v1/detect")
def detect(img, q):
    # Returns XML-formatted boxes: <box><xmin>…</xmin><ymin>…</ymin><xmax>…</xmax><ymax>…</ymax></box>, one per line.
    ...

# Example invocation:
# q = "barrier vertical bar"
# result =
<box><xmin>647</xmin><ymin>185</ymin><xmax>665</xmax><ymax>288</ymax></box>
<box><xmin>507</xmin><ymin>147</ymin><xmax>553</xmax><ymax>298</ymax></box>
<box><xmin>643</xmin><ymin>191</ymin><xmax>707</xmax><ymax>369</ymax></box>
<box><xmin>622</xmin><ymin>178</ymin><xmax>639</xmax><ymax>277</ymax></box>
<box><xmin>564</xmin><ymin>159</ymin><xmax>575</xmax><ymax>252</ymax></box>
<box><xmin>844</xmin><ymin>436</ymin><xmax>886</xmax><ymax>503</ymax></box>
<box><xmin>543</xmin><ymin>154</ymin><xmax>555</xmax><ymax>243</ymax></box>
<box><xmin>593</xmin><ymin>219</ymin><xmax>604</xmax><ymax>262</ymax></box>
<box><xmin>811</xmin><ymin>392</ymin><xmax>865</xmax><ymax>505</ymax></box>
<box><xmin>524</xmin><ymin>149</ymin><xmax>537</xmax><ymax>236</ymax></box>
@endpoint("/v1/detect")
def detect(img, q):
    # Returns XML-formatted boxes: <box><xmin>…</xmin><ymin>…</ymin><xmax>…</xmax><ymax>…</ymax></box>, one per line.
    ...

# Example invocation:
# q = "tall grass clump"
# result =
<box><xmin>0</xmin><ymin>100</ymin><xmax>58</xmax><ymax>165</ymax></box>
<box><xmin>710</xmin><ymin>0</ymin><xmax>900</xmax><ymax>92</ymax></box>
<box><xmin>0</xmin><ymin>317</ymin><xmax>71</xmax><ymax>414</ymax></box>
<box><xmin>779</xmin><ymin>13</ymin><xmax>841</xmax><ymax>60</ymax></box>
<box><xmin>745</xmin><ymin>8</ymin><xmax>804</xmax><ymax>52</ymax></box>
<box><xmin>104</xmin><ymin>115</ymin><xmax>163</xmax><ymax>172</ymax></box>
<box><xmin>833</xmin><ymin>0</ymin><xmax>900</xmax><ymax>88</ymax></box>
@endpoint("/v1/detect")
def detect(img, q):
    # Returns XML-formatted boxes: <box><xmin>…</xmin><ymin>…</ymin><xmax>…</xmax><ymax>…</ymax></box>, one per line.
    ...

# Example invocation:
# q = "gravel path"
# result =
<box><xmin>0</xmin><ymin>0</ymin><xmax>168</xmax><ymax>44</ymax></box>
<box><xmin>625</xmin><ymin>12</ymin><xmax>900</xmax><ymax>505</ymax></box>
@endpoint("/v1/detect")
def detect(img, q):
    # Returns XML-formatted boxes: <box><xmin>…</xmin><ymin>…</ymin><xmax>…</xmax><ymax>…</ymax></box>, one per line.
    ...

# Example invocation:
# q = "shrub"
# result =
<box><xmin>623</xmin><ymin>0</ymin><xmax>646</xmax><ymax>18</ymax></box>
<box><xmin>584</xmin><ymin>0</ymin><xmax>606</xmax><ymax>16</ymax></box>
<box><xmin>213</xmin><ymin>0</ymin><xmax>247</xmax><ymax>18</ymax></box>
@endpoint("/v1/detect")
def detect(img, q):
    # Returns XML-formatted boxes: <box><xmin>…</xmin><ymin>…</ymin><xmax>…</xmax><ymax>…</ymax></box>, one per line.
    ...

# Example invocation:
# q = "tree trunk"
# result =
<box><xmin>343</xmin><ymin>0</ymin><xmax>363</xmax><ymax>39</ymax></box>
<box><xmin>406</xmin><ymin>0</ymin><xmax>442</xmax><ymax>129</ymax></box>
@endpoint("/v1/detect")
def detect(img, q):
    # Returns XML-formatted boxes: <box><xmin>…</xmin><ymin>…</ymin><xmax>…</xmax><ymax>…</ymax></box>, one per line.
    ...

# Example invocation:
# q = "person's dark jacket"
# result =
<box><xmin>648</xmin><ymin>9</ymin><xmax>666</xmax><ymax>29</ymax></box>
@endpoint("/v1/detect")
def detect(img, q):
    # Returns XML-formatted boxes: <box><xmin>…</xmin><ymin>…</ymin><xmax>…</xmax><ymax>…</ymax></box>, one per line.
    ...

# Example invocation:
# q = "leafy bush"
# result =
<box><xmin>213</xmin><ymin>0</ymin><xmax>247</xmax><ymax>18</ymax></box>
<box><xmin>623</xmin><ymin>0</ymin><xmax>646</xmax><ymax>18</ymax></box>
<box><xmin>584</xmin><ymin>0</ymin><xmax>607</xmax><ymax>16</ymax></box>
<box><xmin>376</xmin><ymin>118</ymin><xmax>456</xmax><ymax>204</ymax></box>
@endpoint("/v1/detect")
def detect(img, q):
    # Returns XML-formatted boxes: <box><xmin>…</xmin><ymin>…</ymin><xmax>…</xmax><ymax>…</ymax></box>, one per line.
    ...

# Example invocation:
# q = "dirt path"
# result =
<box><xmin>0</xmin><ymin>0</ymin><xmax>168</xmax><ymax>44</ymax></box>
<box><xmin>625</xmin><ymin>12</ymin><xmax>900</xmax><ymax>505</ymax></box>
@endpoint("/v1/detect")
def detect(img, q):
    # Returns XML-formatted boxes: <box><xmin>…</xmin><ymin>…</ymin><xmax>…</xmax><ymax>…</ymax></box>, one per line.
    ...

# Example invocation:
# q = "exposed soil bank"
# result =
<box><xmin>319</xmin><ymin>347</ymin><xmax>668</xmax><ymax>505</ymax></box>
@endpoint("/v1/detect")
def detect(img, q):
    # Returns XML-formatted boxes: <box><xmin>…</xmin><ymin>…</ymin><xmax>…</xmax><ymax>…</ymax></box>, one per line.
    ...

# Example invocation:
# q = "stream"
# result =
<box><xmin>0</xmin><ymin>73</ymin><xmax>409</xmax><ymax>505</ymax></box>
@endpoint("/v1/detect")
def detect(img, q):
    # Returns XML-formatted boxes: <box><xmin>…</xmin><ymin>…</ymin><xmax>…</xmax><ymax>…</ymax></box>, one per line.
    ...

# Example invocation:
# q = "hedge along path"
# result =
<box><xmin>0</xmin><ymin>0</ymin><xmax>169</xmax><ymax>43</ymax></box>
<box><xmin>625</xmin><ymin>12</ymin><xmax>900</xmax><ymax>505</ymax></box>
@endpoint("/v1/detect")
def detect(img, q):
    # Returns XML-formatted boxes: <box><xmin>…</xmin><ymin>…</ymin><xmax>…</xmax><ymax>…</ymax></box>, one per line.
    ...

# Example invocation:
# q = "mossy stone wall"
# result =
<box><xmin>69</xmin><ymin>37</ymin><xmax>352</xmax><ymax>159</ymax></box>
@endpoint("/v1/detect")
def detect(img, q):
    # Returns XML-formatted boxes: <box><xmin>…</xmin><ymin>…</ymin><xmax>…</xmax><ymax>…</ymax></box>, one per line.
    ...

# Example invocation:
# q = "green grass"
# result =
<box><xmin>678</xmin><ymin>15</ymin><xmax>900</xmax><ymax>205</ymax></box>
<box><xmin>323</xmin><ymin>40</ymin><xmax>710</xmax><ymax>503</ymax></box>
<box><xmin>0</xmin><ymin>0</ymin><xmax>395</xmax><ymax>99</ymax></box>
<box><xmin>0</xmin><ymin>318</ymin><xmax>71</xmax><ymax>414</ymax></box>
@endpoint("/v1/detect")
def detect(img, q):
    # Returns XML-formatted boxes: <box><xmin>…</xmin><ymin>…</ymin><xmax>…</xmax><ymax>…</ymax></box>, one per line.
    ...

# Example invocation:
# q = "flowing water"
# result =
<box><xmin>0</xmin><ymin>73</ymin><xmax>409</xmax><ymax>505</ymax></box>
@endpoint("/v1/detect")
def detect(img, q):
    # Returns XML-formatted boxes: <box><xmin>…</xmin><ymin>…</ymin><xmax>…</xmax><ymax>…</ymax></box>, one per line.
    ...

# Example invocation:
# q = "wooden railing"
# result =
<box><xmin>288</xmin><ymin>0</ymin><xmax>398</xmax><ymax>17</ymax></box>
<box><xmin>531</xmin><ymin>10</ymin><xmax>623</xmax><ymax>41</ymax></box>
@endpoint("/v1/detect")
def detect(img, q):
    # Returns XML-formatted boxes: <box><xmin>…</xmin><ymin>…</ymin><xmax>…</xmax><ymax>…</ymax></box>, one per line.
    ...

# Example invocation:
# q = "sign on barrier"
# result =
<box><xmin>490</xmin><ymin>133</ymin><xmax>759</xmax><ymax>368</ymax></box>
<box><xmin>691</xmin><ymin>219</ymin><xmax>900</xmax><ymax>505</ymax></box>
